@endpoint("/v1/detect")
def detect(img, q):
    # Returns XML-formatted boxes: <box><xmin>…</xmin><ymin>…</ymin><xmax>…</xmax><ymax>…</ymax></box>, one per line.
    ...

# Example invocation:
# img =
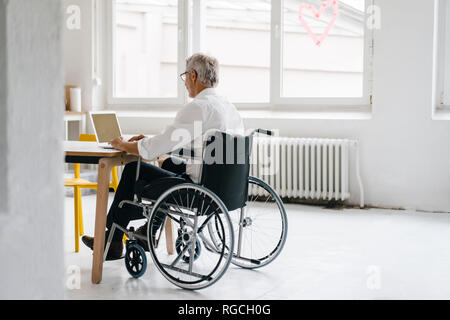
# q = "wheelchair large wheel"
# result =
<box><xmin>229</xmin><ymin>176</ymin><xmax>288</xmax><ymax>269</ymax></box>
<box><xmin>147</xmin><ymin>183</ymin><xmax>234</xmax><ymax>290</ymax></box>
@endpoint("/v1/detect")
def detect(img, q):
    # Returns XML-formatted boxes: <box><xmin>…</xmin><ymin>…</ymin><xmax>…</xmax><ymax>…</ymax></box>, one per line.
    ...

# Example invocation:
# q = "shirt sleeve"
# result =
<box><xmin>137</xmin><ymin>102</ymin><xmax>206</xmax><ymax>161</ymax></box>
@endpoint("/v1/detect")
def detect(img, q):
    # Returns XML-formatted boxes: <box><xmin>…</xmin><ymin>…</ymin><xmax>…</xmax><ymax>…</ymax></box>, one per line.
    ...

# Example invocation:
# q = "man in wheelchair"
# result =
<box><xmin>81</xmin><ymin>53</ymin><xmax>245</xmax><ymax>259</ymax></box>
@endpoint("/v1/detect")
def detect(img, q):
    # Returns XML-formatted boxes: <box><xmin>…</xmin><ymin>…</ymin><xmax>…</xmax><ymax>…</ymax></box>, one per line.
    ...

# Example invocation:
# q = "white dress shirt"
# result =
<box><xmin>137</xmin><ymin>88</ymin><xmax>245</xmax><ymax>183</ymax></box>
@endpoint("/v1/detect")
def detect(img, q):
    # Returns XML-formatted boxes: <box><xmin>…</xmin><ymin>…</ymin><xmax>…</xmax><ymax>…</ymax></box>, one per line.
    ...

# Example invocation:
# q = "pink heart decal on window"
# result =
<box><xmin>298</xmin><ymin>0</ymin><xmax>340</xmax><ymax>46</ymax></box>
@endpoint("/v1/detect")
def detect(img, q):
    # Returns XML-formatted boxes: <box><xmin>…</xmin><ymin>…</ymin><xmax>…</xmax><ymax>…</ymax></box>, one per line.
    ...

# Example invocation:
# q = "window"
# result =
<box><xmin>201</xmin><ymin>0</ymin><xmax>271</xmax><ymax>103</ymax></box>
<box><xmin>111</xmin><ymin>0</ymin><xmax>184</xmax><ymax>102</ymax></box>
<box><xmin>435</xmin><ymin>0</ymin><xmax>450</xmax><ymax>108</ymax></box>
<box><xmin>106</xmin><ymin>0</ymin><xmax>373</xmax><ymax>107</ymax></box>
<box><xmin>282</xmin><ymin>0</ymin><xmax>365</xmax><ymax>98</ymax></box>
<box><xmin>274</xmin><ymin>0</ymin><xmax>371</xmax><ymax>105</ymax></box>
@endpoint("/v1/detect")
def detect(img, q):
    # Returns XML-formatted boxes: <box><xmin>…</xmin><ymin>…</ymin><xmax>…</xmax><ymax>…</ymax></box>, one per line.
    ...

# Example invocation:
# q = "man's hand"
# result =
<box><xmin>108</xmin><ymin>136</ymin><xmax>140</xmax><ymax>156</ymax></box>
<box><xmin>128</xmin><ymin>134</ymin><xmax>146</xmax><ymax>142</ymax></box>
<box><xmin>109</xmin><ymin>136</ymin><xmax>125</xmax><ymax>150</ymax></box>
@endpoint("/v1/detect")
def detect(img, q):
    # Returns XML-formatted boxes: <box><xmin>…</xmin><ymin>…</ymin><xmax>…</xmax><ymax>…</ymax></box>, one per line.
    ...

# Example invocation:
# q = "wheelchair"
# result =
<box><xmin>104</xmin><ymin>129</ymin><xmax>288</xmax><ymax>290</ymax></box>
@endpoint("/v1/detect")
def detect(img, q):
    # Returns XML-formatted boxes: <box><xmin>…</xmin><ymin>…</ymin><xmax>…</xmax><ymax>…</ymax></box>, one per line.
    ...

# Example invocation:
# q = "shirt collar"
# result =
<box><xmin>195</xmin><ymin>87</ymin><xmax>216</xmax><ymax>99</ymax></box>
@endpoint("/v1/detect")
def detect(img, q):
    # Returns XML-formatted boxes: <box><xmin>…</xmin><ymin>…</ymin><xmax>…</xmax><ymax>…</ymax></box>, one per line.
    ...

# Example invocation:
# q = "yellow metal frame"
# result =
<box><xmin>64</xmin><ymin>134</ymin><xmax>120</xmax><ymax>252</ymax></box>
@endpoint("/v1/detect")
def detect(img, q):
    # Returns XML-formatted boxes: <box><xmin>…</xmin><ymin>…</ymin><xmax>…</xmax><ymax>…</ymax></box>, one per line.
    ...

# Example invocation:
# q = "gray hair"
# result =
<box><xmin>186</xmin><ymin>53</ymin><xmax>219</xmax><ymax>88</ymax></box>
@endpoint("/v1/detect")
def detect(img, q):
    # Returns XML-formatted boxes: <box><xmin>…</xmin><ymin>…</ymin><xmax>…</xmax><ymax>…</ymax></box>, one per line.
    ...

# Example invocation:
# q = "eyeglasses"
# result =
<box><xmin>179</xmin><ymin>70</ymin><xmax>197</xmax><ymax>82</ymax></box>
<box><xmin>179</xmin><ymin>72</ymin><xmax>188</xmax><ymax>82</ymax></box>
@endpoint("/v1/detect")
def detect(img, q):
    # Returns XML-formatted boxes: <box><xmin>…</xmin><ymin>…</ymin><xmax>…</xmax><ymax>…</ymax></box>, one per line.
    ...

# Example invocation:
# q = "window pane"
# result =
<box><xmin>114</xmin><ymin>0</ymin><xmax>178</xmax><ymax>98</ymax></box>
<box><xmin>203</xmin><ymin>0</ymin><xmax>271</xmax><ymax>103</ymax></box>
<box><xmin>282</xmin><ymin>0</ymin><xmax>365</xmax><ymax>98</ymax></box>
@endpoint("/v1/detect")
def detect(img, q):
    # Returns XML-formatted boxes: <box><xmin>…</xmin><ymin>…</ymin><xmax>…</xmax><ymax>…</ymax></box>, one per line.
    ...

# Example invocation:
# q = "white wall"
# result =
<box><xmin>0</xmin><ymin>0</ymin><xmax>65</xmax><ymax>299</ymax></box>
<box><xmin>63</xmin><ymin>0</ymin><xmax>105</xmax><ymax>111</ymax></box>
<box><xmin>64</xmin><ymin>0</ymin><xmax>450</xmax><ymax>212</ymax></box>
<box><xmin>253</xmin><ymin>0</ymin><xmax>450</xmax><ymax>212</ymax></box>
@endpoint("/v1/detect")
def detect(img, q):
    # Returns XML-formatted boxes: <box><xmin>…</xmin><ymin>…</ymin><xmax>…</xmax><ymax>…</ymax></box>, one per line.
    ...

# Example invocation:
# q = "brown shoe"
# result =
<box><xmin>135</xmin><ymin>224</ymin><xmax>150</xmax><ymax>252</ymax></box>
<box><xmin>81</xmin><ymin>233</ymin><xmax>123</xmax><ymax>260</ymax></box>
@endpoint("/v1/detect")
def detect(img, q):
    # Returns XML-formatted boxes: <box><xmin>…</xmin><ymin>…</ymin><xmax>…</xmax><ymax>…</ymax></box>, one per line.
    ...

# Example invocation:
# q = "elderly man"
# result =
<box><xmin>82</xmin><ymin>53</ymin><xmax>244</xmax><ymax>259</ymax></box>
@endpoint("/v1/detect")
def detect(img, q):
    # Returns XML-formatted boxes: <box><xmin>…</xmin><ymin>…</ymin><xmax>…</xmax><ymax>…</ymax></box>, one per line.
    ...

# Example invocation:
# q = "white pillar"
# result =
<box><xmin>0</xmin><ymin>0</ymin><xmax>65</xmax><ymax>299</ymax></box>
<box><xmin>0</xmin><ymin>1</ymin><xmax>7</xmax><ymax>215</ymax></box>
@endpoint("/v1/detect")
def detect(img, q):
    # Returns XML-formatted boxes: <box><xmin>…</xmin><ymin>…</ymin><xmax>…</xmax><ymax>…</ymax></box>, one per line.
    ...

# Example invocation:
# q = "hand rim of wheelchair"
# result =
<box><xmin>146</xmin><ymin>183</ymin><xmax>234</xmax><ymax>290</ymax></box>
<box><xmin>207</xmin><ymin>176</ymin><xmax>288</xmax><ymax>269</ymax></box>
<box><xmin>124</xmin><ymin>242</ymin><xmax>147</xmax><ymax>278</ymax></box>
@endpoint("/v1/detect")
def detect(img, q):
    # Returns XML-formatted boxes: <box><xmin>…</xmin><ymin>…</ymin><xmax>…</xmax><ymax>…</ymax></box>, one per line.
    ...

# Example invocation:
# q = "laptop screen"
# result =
<box><xmin>91</xmin><ymin>113</ymin><xmax>121</xmax><ymax>143</ymax></box>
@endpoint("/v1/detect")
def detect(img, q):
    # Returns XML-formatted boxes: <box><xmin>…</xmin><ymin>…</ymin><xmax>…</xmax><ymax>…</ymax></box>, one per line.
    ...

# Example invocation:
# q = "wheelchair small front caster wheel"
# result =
<box><xmin>125</xmin><ymin>243</ymin><xmax>147</xmax><ymax>278</ymax></box>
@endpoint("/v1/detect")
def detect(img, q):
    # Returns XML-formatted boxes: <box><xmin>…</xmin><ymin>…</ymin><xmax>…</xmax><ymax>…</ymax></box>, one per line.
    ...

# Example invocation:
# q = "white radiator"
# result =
<box><xmin>249</xmin><ymin>137</ymin><xmax>364</xmax><ymax>207</ymax></box>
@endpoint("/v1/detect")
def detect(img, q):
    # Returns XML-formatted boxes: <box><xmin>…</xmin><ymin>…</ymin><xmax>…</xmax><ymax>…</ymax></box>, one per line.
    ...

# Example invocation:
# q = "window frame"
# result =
<box><xmin>434</xmin><ymin>0</ymin><xmax>450</xmax><ymax>110</ymax></box>
<box><xmin>104</xmin><ymin>0</ymin><xmax>374</xmax><ymax>109</ymax></box>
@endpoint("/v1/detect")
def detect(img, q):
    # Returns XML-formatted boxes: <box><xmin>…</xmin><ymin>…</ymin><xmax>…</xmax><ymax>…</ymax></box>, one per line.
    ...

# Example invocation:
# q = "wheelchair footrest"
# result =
<box><xmin>160</xmin><ymin>263</ymin><xmax>213</xmax><ymax>281</ymax></box>
<box><xmin>232</xmin><ymin>255</ymin><xmax>261</xmax><ymax>265</ymax></box>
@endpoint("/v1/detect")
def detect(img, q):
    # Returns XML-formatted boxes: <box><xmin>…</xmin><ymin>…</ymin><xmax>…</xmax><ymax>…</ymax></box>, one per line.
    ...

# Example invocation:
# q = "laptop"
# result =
<box><xmin>89</xmin><ymin>111</ymin><xmax>123</xmax><ymax>149</ymax></box>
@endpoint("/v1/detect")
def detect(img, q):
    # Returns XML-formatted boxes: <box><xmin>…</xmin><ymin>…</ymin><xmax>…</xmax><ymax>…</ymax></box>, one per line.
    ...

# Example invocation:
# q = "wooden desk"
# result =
<box><xmin>64</xmin><ymin>141</ymin><xmax>138</xmax><ymax>284</ymax></box>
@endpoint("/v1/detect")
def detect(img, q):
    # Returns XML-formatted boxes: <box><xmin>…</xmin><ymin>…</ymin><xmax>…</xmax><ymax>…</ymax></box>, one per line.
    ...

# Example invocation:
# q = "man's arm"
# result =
<box><xmin>109</xmin><ymin>136</ymin><xmax>170</xmax><ymax>164</ymax></box>
<box><xmin>111</xmin><ymin>102</ymin><xmax>204</xmax><ymax>161</ymax></box>
<box><xmin>135</xmin><ymin>103</ymin><xmax>205</xmax><ymax>161</ymax></box>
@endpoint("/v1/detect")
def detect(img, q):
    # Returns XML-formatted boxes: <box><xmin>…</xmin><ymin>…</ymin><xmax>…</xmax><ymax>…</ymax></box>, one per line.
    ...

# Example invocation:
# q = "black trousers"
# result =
<box><xmin>106</xmin><ymin>158</ymin><xmax>186</xmax><ymax>241</ymax></box>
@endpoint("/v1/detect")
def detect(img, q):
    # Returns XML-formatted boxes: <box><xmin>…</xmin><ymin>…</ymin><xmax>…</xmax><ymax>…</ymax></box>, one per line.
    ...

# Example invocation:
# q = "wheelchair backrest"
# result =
<box><xmin>200</xmin><ymin>131</ymin><xmax>251</xmax><ymax>212</ymax></box>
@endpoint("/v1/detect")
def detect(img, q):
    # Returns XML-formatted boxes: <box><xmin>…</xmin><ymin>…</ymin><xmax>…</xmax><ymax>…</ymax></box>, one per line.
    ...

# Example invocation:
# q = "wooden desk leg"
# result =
<box><xmin>91</xmin><ymin>158</ymin><xmax>113</xmax><ymax>284</ymax></box>
<box><xmin>165</xmin><ymin>218</ymin><xmax>174</xmax><ymax>255</ymax></box>
<box><xmin>158</xmin><ymin>157</ymin><xmax>175</xmax><ymax>255</ymax></box>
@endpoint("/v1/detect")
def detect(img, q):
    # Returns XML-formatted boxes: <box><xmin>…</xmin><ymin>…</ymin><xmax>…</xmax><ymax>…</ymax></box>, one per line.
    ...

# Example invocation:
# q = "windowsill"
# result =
<box><xmin>236</xmin><ymin>107</ymin><xmax>372</xmax><ymax>120</ymax></box>
<box><xmin>114</xmin><ymin>105</ymin><xmax>373</xmax><ymax>121</ymax></box>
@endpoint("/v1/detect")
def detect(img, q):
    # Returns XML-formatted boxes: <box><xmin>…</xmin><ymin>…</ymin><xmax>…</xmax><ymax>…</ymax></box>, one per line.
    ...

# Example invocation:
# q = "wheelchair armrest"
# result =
<box><xmin>168</xmin><ymin>148</ymin><xmax>202</xmax><ymax>162</ymax></box>
<box><xmin>169</xmin><ymin>148</ymin><xmax>195</xmax><ymax>158</ymax></box>
<box><xmin>254</xmin><ymin>128</ymin><xmax>274</xmax><ymax>136</ymax></box>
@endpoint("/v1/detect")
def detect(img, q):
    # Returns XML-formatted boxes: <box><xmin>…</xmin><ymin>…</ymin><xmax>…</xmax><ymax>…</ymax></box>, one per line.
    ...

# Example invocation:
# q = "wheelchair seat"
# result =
<box><xmin>135</xmin><ymin>176</ymin><xmax>188</xmax><ymax>202</ymax></box>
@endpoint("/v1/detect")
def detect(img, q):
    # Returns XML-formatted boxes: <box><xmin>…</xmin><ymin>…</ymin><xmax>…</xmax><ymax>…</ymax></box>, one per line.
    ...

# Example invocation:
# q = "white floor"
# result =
<box><xmin>64</xmin><ymin>194</ymin><xmax>450</xmax><ymax>300</ymax></box>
